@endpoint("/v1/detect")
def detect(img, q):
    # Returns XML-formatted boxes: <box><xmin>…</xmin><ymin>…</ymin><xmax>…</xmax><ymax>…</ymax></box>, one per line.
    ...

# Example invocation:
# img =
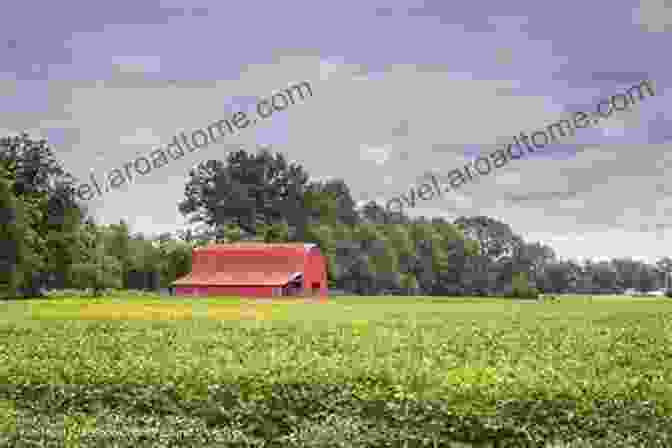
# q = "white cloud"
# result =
<box><xmin>319</xmin><ymin>58</ymin><xmax>343</xmax><ymax>81</ymax></box>
<box><xmin>111</xmin><ymin>55</ymin><xmax>162</xmax><ymax>73</ymax></box>
<box><xmin>359</xmin><ymin>144</ymin><xmax>391</xmax><ymax>165</ymax></box>
<box><xmin>492</xmin><ymin>171</ymin><xmax>522</xmax><ymax>186</ymax></box>
<box><xmin>558</xmin><ymin>198</ymin><xmax>586</xmax><ymax>210</ymax></box>
<box><xmin>118</xmin><ymin>127</ymin><xmax>162</xmax><ymax>145</ymax></box>
<box><xmin>633</xmin><ymin>0</ymin><xmax>672</xmax><ymax>32</ymax></box>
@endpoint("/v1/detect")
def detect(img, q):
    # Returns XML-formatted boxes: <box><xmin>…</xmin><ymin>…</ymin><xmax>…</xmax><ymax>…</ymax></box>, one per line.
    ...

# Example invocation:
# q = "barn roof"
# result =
<box><xmin>193</xmin><ymin>243</ymin><xmax>318</xmax><ymax>254</ymax></box>
<box><xmin>172</xmin><ymin>243</ymin><xmax>318</xmax><ymax>287</ymax></box>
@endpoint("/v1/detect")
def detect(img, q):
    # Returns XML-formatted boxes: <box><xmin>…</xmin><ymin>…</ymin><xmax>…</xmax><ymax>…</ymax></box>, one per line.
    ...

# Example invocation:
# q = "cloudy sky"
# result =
<box><xmin>1</xmin><ymin>0</ymin><xmax>671</xmax><ymax>264</ymax></box>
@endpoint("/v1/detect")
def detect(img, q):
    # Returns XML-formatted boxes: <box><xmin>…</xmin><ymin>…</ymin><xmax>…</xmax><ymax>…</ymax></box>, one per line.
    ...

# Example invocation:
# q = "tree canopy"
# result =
<box><xmin>2</xmin><ymin>134</ymin><xmax>670</xmax><ymax>299</ymax></box>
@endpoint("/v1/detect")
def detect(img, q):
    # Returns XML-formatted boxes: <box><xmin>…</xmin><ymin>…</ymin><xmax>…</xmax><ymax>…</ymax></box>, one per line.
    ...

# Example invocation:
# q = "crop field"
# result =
<box><xmin>0</xmin><ymin>294</ymin><xmax>671</xmax><ymax>447</ymax></box>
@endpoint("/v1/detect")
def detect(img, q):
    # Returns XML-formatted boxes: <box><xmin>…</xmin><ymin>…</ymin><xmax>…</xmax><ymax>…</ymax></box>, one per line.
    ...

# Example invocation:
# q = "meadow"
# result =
<box><xmin>0</xmin><ymin>294</ymin><xmax>671</xmax><ymax>447</ymax></box>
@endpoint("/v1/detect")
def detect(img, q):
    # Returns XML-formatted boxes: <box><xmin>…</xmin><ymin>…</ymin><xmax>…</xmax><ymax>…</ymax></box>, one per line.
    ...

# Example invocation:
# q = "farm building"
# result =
<box><xmin>171</xmin><ymin>243</ymin><xmax>328</xmax><ymax>298</ymax></box>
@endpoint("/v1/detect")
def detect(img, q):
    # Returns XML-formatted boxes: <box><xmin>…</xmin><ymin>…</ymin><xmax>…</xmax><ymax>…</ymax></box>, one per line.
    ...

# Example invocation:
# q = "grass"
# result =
<box><xmin>0</xmin><ymin>294</ymin><xmax>671</xmax><ymax>446</ymax></box>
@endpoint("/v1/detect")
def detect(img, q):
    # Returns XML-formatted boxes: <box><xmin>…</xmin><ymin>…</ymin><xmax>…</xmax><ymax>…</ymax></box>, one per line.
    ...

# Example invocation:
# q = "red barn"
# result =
<box><xmin>171</xmin><ymin>243</ymin><xmax>328</xmax><ymax>299</ymax></box>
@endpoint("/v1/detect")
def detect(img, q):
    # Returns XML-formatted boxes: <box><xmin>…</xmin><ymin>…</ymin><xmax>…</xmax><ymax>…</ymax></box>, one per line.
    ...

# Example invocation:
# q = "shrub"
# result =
<box><xmin>70</xmin><ymin>257</ymin><xmax>122</xmax><ymax>297</ymax></box>
<box><xmin>510</xmin><ymin>272</ymin><xmax>539</xmax><ymax>299</ymax></box>
<box><xmin>442</xmin><ymin>285</ymin><xmax>465</xmax><ymax>297</ymax></box>
<box><xmin>43</xmin><ymin>288</ymin><xmax>161</xmax><ymax>300</ymax></box>
<box><xmin>542</xmin><ymin>294</ymin><xmax>559</xmax><ymax>302</ymax></box>
<box><xmin>44</xmin><ymin>289</ymin><xmax>91</xmax><ymax>299</ymax></box>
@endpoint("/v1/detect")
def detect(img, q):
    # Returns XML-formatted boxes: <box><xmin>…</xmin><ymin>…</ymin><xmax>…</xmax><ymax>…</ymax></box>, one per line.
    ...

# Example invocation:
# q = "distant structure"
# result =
<box><xmin>171</xmin><ymin>243</ymin><xmax>328</xmax><ymax>299</ymax></box>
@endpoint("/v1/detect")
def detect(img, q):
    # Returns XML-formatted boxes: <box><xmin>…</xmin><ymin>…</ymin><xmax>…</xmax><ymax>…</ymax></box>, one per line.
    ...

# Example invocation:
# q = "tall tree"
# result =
<box><xmin>104</xmin><ymin>220</ymin><xmax>133</xmax><ymax>288</ymax></box>
<box><xmin>0</xmin><ymin>133</ymin><xmax>86</xmax><ymax>296</ymax></box>
<box><xmin>153</xmin><ymin>237</ymin><xmax>193</xmax><ymax>288</ymax></box>
<box><xmin>305</xmin><ymin>179</ymin><xmax>359</xmax><ymax>227</ymax></box>
<box><xmin>513</xmin><ymin>241</ymin><xmax>556</xmax><ymax>286</ymax></box>
<box><xmin>542</xmin><ymin>261</ymin><xmax>577</xmax><ymax>293</ymax></box>
<box><xmin>656</xmin><ymin>256</ymin><xmax>672</xmax><ymax>290</ymax></box>
<box><xmin>590</xmin><ymin>261</ymin><xmax>620</xmax><ymax>292</ymax></box>
<box><xmin>0</xmin><ymin>167</ymin><xmax>33</xmax><ymax>298</ymax></box>
<box><xmin>361</xmin><ymin>200</ymin><xmax>387</xmax><ymax>224</ymax></box>
<box><xmin>611</xmin><ymin>258</ymin><xmax>645</xmax><ymax>291</ymax></box>
<box><xmin>70</xmin><ymin>224</ymin><xmax>122</xmax><ymax>296</ymax></box>
<box><xmin>454</xmin><ymin>216</ymin><xmax>523</xmax><ymax>262</ymax></box>
<box><xmin>0</xmin><ymin>133</ymin><xmax>71</xmax><ymax>198</ymax></box>
<box><xmin>178</xmin><ymin>146</ymin><xmax>312</xmax><ymax>240</ymax></box>
<box><xmin>638</xmin><ymin>264</ymin><xmax>660</xmax><ymax>292</ymax></box>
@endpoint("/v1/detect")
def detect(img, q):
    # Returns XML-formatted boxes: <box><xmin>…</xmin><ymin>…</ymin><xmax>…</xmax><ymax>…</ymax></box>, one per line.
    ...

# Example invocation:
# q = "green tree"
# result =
<box><xmin>511</xmin><ymin>271</ymin><xmax>538</xmax><ymax>299</ymax></box>
<box><xmin>400</xmin><ymin>272</ymin><xmax>419</xmax><ymax>296</ymax></box>
<box><xmin>0</xmin><ymin>169</ymin><xmax>47</xmax><ymax>297</ymax></box>
<box><xmin>367</xmin><ymin>233</ymin><xmax>400</xmax><ymax>292</ymax></box>
<box><xmin>263</xmin><ymin>221</ymin><xmax>291</xmax><ymax>243</ymax></box>
<box><xmin>1</xmin><ymin>133</ymin><xmax>88</xmax><ymax>296</ymax></box>
<box><xmin>0</xmin><ymin>167</ymin><xmax>28</xmax><ymax>298</ymax></box>
<box><xmin>104</xmin><ymin>220</ymin><xmax>133</xmax><ymax>287</ymax></box>
<box><xmin>611</xmin><ymin>258</ymin><xmax>646</xmax><ymax>291</ymax></box>
<box><xmin>70</xmin><ymin>258</ymin><xmax>122</xmax><ymax>296</ymax></box>
<box><xmin>178</xmin><ymin>146</ymin><xmax>311</xmax><ymax>239</ymax></box>
<box><xmin>154</xmin><ymin>237</ymin><xmax>193</xmax><ymax>288</ymax></box>
<box><xmin>70</xmin><ymin>227</ymin><xmax>122</xmax><ymax>296</ymax></box>
<box><xmin>403</xmin><ymin>219</ymin><xmax>451</xmax><ymax>294</ymax></box>
<box><xmin>513</xmin><ymin>241</ymin><xmax>556</xmax><ymax>287</ymax></box>
<box><xmin>329</xmin><ymin>223</ymin><xmax>356</xmax><ymax>289</ymax></box>
<box><xmin>315</xmin><ymin>178</ymin><xmax>359</xmax><ymax>227</ymax></box>
<box><xmin>454</xmin><ymin>216</ymin><xmax>523</xmax><ymax>262</ymax></box>
<box><xmin>219</xmin><ymin>223</ymin><xmax>245</xmax><ymax>243</ymax></box>
<box><xmin>590</xmin><ymin>261</ymin><xmax>620</xmax><ymax>293</ymax></box>
<box><xmin>303</xmin><ymin>181</ymin><xmax>344</xmax><ymax>227</ymax></box>
<box><xmin>542</xmin><ymin>261</ymin><xmax>578</xmax><ymax>293</ymax></box>
<box><xmin>656</xmin><ymin>257</ymin><xmax>672</xmax><ymax>290</ymax></box>
<box><xmin>302</xmin><ymin>222</ymin><xmax>338</xmax><ymax>285</ymax></box>
<box><xmin>361</xmin><ymin>200</ymin><xmax>387</xmax><ymax>224</ymax></box>
<box><xmin>42</xmin><ymin>201</ymin><xmax>83</xmax><ymax>289</ymax></box>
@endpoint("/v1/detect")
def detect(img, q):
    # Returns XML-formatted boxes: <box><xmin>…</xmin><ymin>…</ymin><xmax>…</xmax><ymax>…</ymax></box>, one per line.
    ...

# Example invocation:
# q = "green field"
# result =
<box><xmin>0</xmin><ymin>294</ymin><xmax>671</xmax><ymax>447</ymax></box>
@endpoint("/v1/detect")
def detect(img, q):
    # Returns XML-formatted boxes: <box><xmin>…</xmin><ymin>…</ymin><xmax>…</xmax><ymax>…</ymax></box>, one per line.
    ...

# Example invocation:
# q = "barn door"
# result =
<box><xmin>285</xmin><ymin>275</ymin><xmax>303</xmax><ymax>296</ymax></box>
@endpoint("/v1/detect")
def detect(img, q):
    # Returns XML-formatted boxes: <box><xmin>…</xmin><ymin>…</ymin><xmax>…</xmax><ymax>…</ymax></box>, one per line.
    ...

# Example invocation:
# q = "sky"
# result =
<box><xmin>1</xmin><ymin>0</ymin><xmax>671</xmax><ymax>265</ymax></box>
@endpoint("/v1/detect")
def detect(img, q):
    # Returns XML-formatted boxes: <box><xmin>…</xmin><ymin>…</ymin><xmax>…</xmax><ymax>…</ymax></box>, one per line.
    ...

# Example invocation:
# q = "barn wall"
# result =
<box><xmin>174</xmin><ymin>285</ymin><xmax>277</xmax><ymax>298</ymax></box>
<box><xmin>305</xmin><ymin>249</ymin><xmax>328</xmax><ymax>297</ymax></box>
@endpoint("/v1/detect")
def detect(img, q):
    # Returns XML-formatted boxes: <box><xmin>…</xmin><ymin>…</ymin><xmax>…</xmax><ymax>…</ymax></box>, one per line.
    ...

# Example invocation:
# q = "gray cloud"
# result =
<box><xmin>2</xmin><ymin>0</ymin><xmax>671</xmax><ymax>265</ymax></box>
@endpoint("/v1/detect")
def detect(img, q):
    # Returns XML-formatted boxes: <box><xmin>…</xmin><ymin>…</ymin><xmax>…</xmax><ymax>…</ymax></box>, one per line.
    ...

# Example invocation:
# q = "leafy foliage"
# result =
<box><xmin>510</xmin><ymin>272</ymin><xmax>539</xmax><ymax>299</ymax></box>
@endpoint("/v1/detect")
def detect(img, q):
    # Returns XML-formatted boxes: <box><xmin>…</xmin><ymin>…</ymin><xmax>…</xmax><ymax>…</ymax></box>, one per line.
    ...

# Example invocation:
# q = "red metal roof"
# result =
<box><xmin>193</xmin><ymin>243</ymin><xmax>317</xmax><ymax>254</ymax></box>
<box><xmin>172</xmin><ymin>243</ymin><xmax>316</xmax><ymax>287</ymax></box>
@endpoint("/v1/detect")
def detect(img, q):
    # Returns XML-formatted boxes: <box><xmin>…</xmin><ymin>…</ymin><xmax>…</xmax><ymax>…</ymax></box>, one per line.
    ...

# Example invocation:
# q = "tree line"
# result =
<box><xmin>2</xmin><ymin>132</ymin><xmax>671</xmax><ymax>299</ymax></box>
